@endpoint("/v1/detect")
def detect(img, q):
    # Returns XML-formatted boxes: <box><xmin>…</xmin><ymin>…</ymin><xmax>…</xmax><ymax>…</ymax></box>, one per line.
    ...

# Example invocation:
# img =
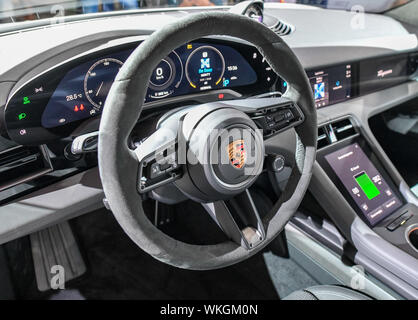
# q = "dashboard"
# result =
<box><xmin>4</xmin><ymin>39</ymin><xmax>276</xmax><ymax>144</ymax></box>
<box><xmin>5</xmin><ymin>37</ymin><xmax>417</xmax><ymax>147</ymax></box>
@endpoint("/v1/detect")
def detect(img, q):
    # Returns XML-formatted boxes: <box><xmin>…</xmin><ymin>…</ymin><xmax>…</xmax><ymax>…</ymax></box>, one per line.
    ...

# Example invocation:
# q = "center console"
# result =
<box><xmin>316</xmin><ymin>118</ymin><xmax>418</xmax><ymax>258</ymax></box>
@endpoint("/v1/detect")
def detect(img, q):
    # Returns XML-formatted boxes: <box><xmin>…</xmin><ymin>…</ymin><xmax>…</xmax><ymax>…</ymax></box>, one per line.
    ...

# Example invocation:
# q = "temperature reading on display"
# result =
<box><xmin>66</xmin><ymin>93</ymin><xmax>83</xmax><ymax>102</ymax></box>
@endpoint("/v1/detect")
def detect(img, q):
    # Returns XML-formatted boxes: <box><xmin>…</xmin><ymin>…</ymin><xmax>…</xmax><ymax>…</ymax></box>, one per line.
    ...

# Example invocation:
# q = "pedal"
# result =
<box><xmin>30</xmin><ymin>221</ymin><xmax>86</xmax><ymax>292</ymax></box>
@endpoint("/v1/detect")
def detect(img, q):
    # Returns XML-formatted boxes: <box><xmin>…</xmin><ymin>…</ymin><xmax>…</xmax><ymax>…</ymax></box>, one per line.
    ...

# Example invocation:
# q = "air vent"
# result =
<box><xmin>317</xmin><ymin>126</ymin><xmax>328</xmax><ymax>149</ymax></box>
<box><xmin>270</xmin><ymin>20</ymin><xmax>294</xmax><ymax>36</ymax></box>
<box><xmin>332</xmin><ymin>118</ymin><xmax>356</xmax><ymax>141</ymax></box>
<box><xmin>0</xmin><ymin>145</ymin><xmax>52</xmax><ymax>192</ymax></box>
<box><xmin>317</xmin><ymin>118</ymin><xmax>357</xmax><ymax>149</ymax></box>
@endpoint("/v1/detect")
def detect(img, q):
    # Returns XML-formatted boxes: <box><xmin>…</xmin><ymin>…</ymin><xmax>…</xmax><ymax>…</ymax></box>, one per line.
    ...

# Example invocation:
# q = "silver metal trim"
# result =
<box><xmin>286</xmin><ymin>222</ymin><xmax>398</xmax><ymax>300</ymax></box>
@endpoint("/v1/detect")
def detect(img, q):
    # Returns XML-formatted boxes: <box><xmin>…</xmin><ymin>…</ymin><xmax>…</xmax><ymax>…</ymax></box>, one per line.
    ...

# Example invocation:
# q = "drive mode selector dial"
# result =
<box><xmin>185</xmin><ymin>45</ymin><xmax>225</xmax><ymax>90</ymax></box>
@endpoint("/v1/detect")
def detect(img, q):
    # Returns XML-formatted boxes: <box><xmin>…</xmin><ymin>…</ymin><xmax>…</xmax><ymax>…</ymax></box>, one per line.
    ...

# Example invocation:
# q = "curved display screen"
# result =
<box><xmin>5</xmin><ymin>39</ymin><xmax>277</xmax><ymax>145</ymax></box>
<box><xmin>359</xmin><ymin>54</ymin><xmax>409</xmax><ymax>95</ymax></box>
<box><xmin>41</xmin><ymin>42</ymin><xmax>258</xmax><ymax>128</ymax></box>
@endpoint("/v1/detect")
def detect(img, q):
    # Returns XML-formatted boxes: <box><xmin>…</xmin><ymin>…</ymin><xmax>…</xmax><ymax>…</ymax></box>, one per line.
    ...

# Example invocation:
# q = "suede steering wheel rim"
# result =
<box><xmin>98</xmin><ymin>11</ymin><xmax>317</xmax><ymax>270</ymax></box>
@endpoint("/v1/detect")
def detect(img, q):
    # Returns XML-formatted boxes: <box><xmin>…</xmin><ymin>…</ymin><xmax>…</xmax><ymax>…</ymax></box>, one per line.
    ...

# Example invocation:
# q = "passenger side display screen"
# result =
<box><xmin>307</xmin><ymin>64</ymin><xmax>352</xmax><ymax>108</ymax></box>
<box><xmin>359</xmin><ymin>55</ymin><xmax>408</xmax><ymax>95</ymax></box>
<box><xmin>325</xmin><ymin>143</ymin><xmax>402</xmax><ymax>226</ymax></box>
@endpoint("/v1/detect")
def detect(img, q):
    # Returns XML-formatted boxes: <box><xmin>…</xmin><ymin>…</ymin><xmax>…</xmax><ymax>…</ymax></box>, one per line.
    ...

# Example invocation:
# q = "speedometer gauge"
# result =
<box><xmin>147</xmin><ymin>51</ymin><xmax>183</xmax><ymax>100</ymax></box>
<box><xmin>185</xmin><ymin>45</ymin><xmax>225</xmax><ymax>90</ymax></box>
<box><xmin>84</xmin><ymin>58</ymin><xmax>123</xmax><ymax>110</ymax></box>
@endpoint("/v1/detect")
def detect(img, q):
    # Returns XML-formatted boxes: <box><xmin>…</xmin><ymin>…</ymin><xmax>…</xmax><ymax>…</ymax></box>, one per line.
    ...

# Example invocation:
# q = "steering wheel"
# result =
<box><xmin>98</xmin><ymin>12</ymin><xmax>317</xmax><ymax>270</ymax></box>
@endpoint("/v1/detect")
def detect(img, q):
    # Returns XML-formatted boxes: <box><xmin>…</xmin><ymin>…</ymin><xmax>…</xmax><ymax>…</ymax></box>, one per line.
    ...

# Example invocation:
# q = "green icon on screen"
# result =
<box><xmin>23</xmin><ymin>97</ymin><xmax>31</xmax><ymax>104</ymax></box>
<box><xmin>18</xmin><ymin>113</ymin><xmax>26</xmax><ymax>120</ymax></box>
<box><xmin>354</xmin><ymin>171</ymin><xmax>380</xmax><ymax>200</ymax></box>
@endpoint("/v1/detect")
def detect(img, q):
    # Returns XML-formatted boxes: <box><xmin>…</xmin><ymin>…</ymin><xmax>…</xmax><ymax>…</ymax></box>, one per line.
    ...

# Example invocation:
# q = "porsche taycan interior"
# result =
<box><xmin>0</xmin><ymin>0</ymin><xmax>417</xmax><ymax>301</ymax></box>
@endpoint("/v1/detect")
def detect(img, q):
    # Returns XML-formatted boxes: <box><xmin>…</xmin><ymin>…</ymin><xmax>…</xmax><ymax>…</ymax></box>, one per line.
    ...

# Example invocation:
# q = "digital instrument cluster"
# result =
<box><xmin>4</xmin><ymin>40</ymin><xmax>277</xmax><ymax>145</ymax></box>
<box><xmin>40</xmin><ymin>42</ymin><xmax>265</xmax><ymax>129</ymax></box>
<box><xmin>6</xmin><ymin>42</ymin><xmax>416</xmax><ymax>146</ymax></box>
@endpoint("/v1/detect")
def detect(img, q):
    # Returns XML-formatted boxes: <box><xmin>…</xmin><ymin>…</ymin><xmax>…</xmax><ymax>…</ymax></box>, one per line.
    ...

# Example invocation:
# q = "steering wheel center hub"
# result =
<box><xmin>174</xmin><ymin>106</ymin><xmax>265</xmax><ymax>202</ymax></box>
<box><xmin>210</xmin><ymin>126</ymin><xmax>257</xmax><ymax>185</ymax></box>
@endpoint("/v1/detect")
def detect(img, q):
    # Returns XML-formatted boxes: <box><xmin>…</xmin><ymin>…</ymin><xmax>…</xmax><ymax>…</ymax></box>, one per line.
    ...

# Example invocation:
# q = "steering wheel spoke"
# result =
<box><xmin>264</xmin><ymin>126</ymin><xmax>298</xmax><ymax>166</ymax></box>
<box><xmin>133</xmin><ymin>128</ymin><xmax>182</xmax><ymax>193</ymax></box>
<box><xmin>202</xmin><ymin>190</ymin><xmax>266</xmax><ymax>250</ymax></box>
<box><xmin>231</xmin><ymin>96</ymin><xmax>302</xmax><ymax>137</ymax></box>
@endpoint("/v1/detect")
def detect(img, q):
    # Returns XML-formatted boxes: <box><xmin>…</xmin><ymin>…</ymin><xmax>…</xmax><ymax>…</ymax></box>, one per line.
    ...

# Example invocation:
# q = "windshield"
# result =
<box><xmin>0</xmin><ymin>0</ymin><xmax>411</xmax><ymax>25</ymax></box>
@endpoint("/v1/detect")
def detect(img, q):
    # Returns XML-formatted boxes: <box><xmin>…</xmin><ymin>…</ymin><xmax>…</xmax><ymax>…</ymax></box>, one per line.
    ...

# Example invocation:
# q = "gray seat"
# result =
<box><xmin>284</xmin><ymin>285</ymin><xmax>372</xmax><ymax>300</ymax></box>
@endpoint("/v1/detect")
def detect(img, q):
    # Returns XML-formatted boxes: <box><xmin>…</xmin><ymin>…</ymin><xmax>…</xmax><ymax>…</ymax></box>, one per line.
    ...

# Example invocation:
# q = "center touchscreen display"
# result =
<box><xmin>325</xmin><ymin>143</ymin><xmax>402</xmax><ymax>225</ymax></box>
<box><xmin>307</xmin><ymin>64</ymin><xmax>352</xmax><ymax>108</ymax></box>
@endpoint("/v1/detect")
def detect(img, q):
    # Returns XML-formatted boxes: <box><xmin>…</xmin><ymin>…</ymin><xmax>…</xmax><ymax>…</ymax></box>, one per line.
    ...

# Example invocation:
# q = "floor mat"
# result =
<box><xmin>4</xmin><ymin>204</ymin><xmax>318</xmax><ymax>300</ymax></box>
<box><xmin>263</xmin><ymin>252</ymin><xmax>317</xmax><ymax>298</ymax></box>
<box><xmin>67</xmin><ymin>208</ymin><xmax>280</xmax><ymax>300</ymax></box>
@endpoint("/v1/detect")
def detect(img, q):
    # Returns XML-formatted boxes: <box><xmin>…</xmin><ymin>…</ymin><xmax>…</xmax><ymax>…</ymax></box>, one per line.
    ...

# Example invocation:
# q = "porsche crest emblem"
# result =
<box><xmin>227</xmin><ymin>139</ymin><xmax>246</xmax><ymax>169</ymax></box>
